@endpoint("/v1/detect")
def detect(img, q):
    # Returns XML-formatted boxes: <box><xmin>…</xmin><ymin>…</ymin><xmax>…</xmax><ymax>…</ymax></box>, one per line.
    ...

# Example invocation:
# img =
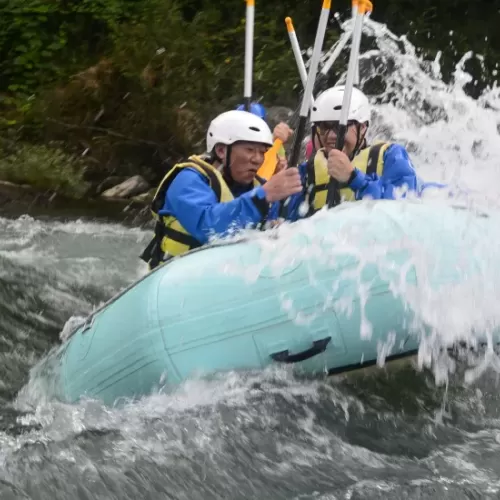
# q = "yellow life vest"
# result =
<box><xmin>306</xmin><ymin>141</ymin><xmax>390</xmax><ymax>214</ymax></box>
<box><xmin>140</xmin><ymin>155</ymin><xmax>266</xmax><ymax>269</ymax></box>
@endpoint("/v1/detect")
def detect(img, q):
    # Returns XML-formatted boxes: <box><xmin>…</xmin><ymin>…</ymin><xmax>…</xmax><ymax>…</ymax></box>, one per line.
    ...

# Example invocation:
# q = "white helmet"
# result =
<box><xmin>311</xmin><ymin>85</ymin><xmax>371</xmax><ymax>124</ymax></box>
<box><xmin>206</xmin><ymin>110</ymin><xmax>273</xmax><ymax>152</ymax></box>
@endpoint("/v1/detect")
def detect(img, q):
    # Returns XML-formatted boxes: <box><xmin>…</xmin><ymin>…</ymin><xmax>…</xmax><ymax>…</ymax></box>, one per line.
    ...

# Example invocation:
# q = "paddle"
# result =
<box><xmin>284</xmin><ymin>11</ymin><xmax>357</xmax><ymax>142</ymax></box>
<box><xmin>353</xmin><ymin>0</ymin><xmax>372</xmax><ymax>85</ymax></box>
<box><xmin>310</xmin><ymin>0</ymin><xmax>356</xmax><ymax>96</ymax></box>
<box><xmin>243</xmin><ymin>0</ymin><xmax>255</xmax><ymax>111</ymax></box>
<box><xmin>325</xmin><ymin>0</ymin><xmax>372</xmax><ymax>209</ymax></box>
<box><xmin>285</xmin><ymin>17</ymin><xmax>314</xmax><ymax>106</ymax></box>
<box><xmin>255</xmin><ymin>16</ymin><xmax>312</xmax><ymax>184</ymax></box>
<box><xmin>279</xmin><ymin>0</ymin><xmax>332</xmax><ymax>218</ymax></box>
<box><xmin>352</xmin><ymin>0</ymin><xmax>360</xmax><ymax>85</ymax></box>
<box><xmin>257</xmin><ymin>140</ymin><xmax>284</xmax><ymax>179</ymax></box>
<box><xmin>286</xmin><ymin>14</ymin><xmax>356</xmax><ymax>103</ymax></box>
<box><xmin>242</xmin><ymin>0</ymin><xmax>279</xmax><ymax>180</ymax></box>
<box><xmin>319</xmin><ymin>27</ymin><xmax>352</xmax><ymax>81</ymax></box>
<box><xmin>287</xmin><ymin>0</ymin><xmax>331</xmax><ymax>170</ymax></box>
<box><xmin>256</xmin><ymin>16</ymin><xmax>313</xmax><ymax>183</ymax></box>
<box><xmin>258</xmin><ymin>8</ymin><xmax>348</xmax><ymax>181</ymax></box>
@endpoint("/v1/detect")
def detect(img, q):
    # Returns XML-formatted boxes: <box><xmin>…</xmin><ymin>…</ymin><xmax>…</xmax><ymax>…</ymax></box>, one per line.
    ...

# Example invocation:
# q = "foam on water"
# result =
<box><xmin>9</xmin><ymin>362</ymin><xmax>500</xmax><ymax>499</ymax></box>
<box><xmin>0</xmin><ymin>214</ymin><xmax>152</xmax><ymax>404</ymax></box>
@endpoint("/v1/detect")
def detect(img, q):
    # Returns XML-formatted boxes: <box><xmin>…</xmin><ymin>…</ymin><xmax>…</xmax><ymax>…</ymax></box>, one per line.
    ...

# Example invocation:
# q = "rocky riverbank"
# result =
<box><xmin>0</xmin><ymin>177</ymin><xmax>154</xmax><ymax>225</ymax></box>
<box><xmin>0</xmin><ymin>105</ymin><xmax>295</xmax><ymax>224</ymax></box>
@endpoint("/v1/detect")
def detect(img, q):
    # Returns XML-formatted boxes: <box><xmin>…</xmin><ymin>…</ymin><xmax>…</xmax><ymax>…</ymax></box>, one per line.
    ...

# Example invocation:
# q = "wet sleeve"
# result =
<box><xmin>348</xmin><ymin>144</ymin><xmax>418</xmax><ymax>200</ymax></box>
<box><xmin>162</xmin><ymin>168</ymin><xmax>269</xmax><ymax>244</ymax></box>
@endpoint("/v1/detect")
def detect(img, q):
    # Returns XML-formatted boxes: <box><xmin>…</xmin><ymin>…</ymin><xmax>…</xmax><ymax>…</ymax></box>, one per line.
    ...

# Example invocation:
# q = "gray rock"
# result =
<box><xmin>101</xmin><ymin>175</ymin><xmax>150</xmax><ymax>199</ymax></box>
<box><xmin>132</xmin><ymin>189</ymin><xmax>155</xmax><ymax>204</ymax></box>
<box><xmin>95</xmin><ymin>176</ymin><xmax>128</xmax><ymax>195</ymax></box>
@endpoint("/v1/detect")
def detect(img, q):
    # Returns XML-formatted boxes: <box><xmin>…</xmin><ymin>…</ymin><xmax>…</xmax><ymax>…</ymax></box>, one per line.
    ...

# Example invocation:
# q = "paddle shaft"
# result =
<box><xmin>244</xmin><ymin>0</ymin><xmax>255</xmax><ymax>111</ymax></box>
<box><xmin>326</xmin><ymin>0</ymin><xmax>371</xmax><ymax>208</ymax></box>
<box><xmin>320</xmin><ymin>29</ymin><xmax>352</xmax><ymax>80</ymax></box>
<box><xmin>351</xmin><ymin>0</ymin><xmax>360</xmax><ymax>84</ymax></box>
<box><xmin>279</xmin><ymin>0</ymin><xmax>331</xmax><ymax>218</ymax></box>
<box><xmin>285</xmin><ymin>17</ymin><xmax>315</xmax><ymax>106</ymax></box>
<box><xmin>288</xmin><ymin>0</ymin><xmax>331</xmax><ymax>169</ymax></box>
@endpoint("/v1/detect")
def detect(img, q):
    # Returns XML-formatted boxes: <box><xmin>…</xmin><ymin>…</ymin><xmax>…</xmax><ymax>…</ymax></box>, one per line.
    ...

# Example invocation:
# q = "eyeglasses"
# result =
<box><xmin>316</xmin><ymin>120</ymin><xmax>357</xmax><ymax>135</ymax></box>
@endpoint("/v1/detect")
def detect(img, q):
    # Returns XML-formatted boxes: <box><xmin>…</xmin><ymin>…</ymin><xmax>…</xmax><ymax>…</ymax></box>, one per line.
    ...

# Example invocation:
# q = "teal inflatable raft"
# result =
<box><xmin>30</xmin><ymin>200</ymin><xmax>500</xmax><ymax>406</ymax></box>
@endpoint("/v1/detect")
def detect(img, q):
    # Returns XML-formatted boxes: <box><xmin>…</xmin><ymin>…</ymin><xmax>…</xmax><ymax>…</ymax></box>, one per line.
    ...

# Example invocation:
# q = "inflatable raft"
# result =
<box><xmin>30</xmin><ymin>200</ymin><xmax>500</xmax><ymax>406</ymax></box>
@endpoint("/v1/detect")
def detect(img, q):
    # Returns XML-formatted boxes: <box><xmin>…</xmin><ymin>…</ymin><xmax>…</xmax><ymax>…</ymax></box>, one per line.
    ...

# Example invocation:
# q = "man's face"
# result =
<box><xmin>217</xmin><ymin>142</ymin><xmax>268</xmax><ymax>184</ymax></box>
<box><xmin>316</xmin><ymin>121</ymin><xmax>366</xmax><ymax>156</ymax></box>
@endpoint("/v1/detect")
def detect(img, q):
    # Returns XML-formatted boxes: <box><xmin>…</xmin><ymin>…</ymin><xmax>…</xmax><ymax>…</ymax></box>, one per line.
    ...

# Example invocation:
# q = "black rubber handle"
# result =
<box><xmin>270</xmin><ymin>337</ymin><xmax>332</xmax><ymax>364</ymax></box>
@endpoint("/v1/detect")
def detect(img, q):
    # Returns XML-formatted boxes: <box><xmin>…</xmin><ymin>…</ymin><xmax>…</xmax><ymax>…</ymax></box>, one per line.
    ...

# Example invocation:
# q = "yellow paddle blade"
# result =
<box><xmin>257</xmin><ymin>139</ymin><xmax>283</xmax><ymax>180</ymax></box>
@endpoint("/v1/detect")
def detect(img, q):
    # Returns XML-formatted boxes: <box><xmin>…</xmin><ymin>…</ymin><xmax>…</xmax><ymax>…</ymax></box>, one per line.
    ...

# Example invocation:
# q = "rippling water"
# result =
<box><xmin>1</xmin><ymin>15</ymin><xmax>500</xmax><ymax>500</ymax></box>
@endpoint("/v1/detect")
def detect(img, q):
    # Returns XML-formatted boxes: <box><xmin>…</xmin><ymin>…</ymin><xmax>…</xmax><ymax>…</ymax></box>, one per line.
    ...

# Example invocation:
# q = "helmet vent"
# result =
<box><xmin>249</xmin><ymin>126</ymin><xmax>261</xmax><ymax>132</ymax></box>
<box><xmin>333</xmin><ymin>105</ymin><xmax>342</xmax><ymax>110</ymax></box>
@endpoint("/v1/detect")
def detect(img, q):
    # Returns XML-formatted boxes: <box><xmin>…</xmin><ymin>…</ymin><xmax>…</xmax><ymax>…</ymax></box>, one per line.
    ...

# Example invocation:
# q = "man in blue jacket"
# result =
<box><xmin>286</xmin><ymin>85</ymin><xmax>444</xmax><ymax>221</ymax></box>
<box><xmin>140</xmin><ymin>109</ymin><xmax>302</xmax><ymax>269</ymax></box>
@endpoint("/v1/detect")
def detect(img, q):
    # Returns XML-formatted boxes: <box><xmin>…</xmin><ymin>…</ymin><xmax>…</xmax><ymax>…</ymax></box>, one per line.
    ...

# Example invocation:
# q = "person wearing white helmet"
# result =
<box><xmin>140</xmin><ymin>109</ymin><xmax>302</xmax><ymax>268</ymax></box>
<box><xmin>286</xmin><ymin>85</ymin><xmax>437</xmax><ymax>220</ymax></box>
<box><xmin>236</xmin><ymin>102</ymin><xmax>294</xmax><ymax>177</ymax></box>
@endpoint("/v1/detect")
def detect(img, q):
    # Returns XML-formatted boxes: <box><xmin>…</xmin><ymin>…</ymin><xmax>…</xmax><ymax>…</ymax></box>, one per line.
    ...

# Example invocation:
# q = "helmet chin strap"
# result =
<box><xmin>312</xmin><ymin>125</ymin><xmax>322</xmax><ymax>151</ymax></box>
<box><xmin>222</xmin><ymin>145</ymin><xmax>235</xmax><ymax>186</ymax></box>
<box><xmin>349</xmin><ymin>123</ymin><xmax>368</xmax><ymax>160</ymax></box>
<box><xmin>212</xmin><ymin>144</ymin><xmax>234</xmax><ymax>183</ymax></box>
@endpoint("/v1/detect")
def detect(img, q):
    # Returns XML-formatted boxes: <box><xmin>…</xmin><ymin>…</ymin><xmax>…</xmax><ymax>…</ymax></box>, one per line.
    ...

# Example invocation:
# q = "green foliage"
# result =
<box><xmin>0</xmin><ymin>141</ymin><xmax>89</xmax><ymax>198</ymax></box>
<box><xmin>25</xmin><ymin>0</ymin><xmax>325</xmax><ymax>185</ymax></box>
<box><xmin>0</xmin><ymin>0</ymin><xmax>141</xmax><ymax>98</ymax></box>
<box><xmin>111</xmin><ymin>0</ymin><xmax>312</xmax><ymax>115</ymax></box>
<box><xmin>0</xmin><ymin>0</ymin><xmax>499</xmax><ymax>199</ymax></box>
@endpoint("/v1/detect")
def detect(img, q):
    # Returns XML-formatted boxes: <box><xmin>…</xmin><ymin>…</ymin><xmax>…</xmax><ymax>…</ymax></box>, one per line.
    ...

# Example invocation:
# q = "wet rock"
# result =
<box><xmin>95</xmin><ymin>176</ymin><xmax>128</xmax><ymax>195</ymax></box>
<box><xmin>0</xmin><ymin>181</ymin><xmax>36</xmax><ymax>209</ymax></box>
<box><xmin>101</xmin><ymin>175</ymin><xmax>150</xmax><ymax>199</ymax></box>
<box><xmin>132</xmin><ymin>189</ymin><xmax>155</xmax><ymax>204</ymax></box>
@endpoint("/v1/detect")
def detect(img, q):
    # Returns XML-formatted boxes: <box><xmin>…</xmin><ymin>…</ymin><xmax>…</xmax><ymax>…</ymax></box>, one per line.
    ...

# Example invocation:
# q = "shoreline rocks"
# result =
<box><xmin>0</xmin><ymin>179</ymin><xmax>154</xmax><ymax>226</ymax></box>
<box><xmin>101</xmin><ymin>175</ymin><xmax>150</xmax><ymax>199</ymax></box>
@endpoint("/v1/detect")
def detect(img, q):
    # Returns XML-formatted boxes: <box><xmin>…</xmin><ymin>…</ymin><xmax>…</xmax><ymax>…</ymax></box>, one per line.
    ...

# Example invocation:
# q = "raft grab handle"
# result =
<box><xmin>270</xmin><ymin>336</ymin><xmax>332</xmax><ymax>364</ymax></box>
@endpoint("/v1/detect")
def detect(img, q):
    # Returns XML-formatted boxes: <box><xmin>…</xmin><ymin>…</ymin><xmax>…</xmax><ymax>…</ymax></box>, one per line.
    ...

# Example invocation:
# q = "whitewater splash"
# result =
<box><xmin>326</xmin><ymin>16</ymin><xmax>500</xmax><ymax>384</ymax></box>
<box><xmin>350</xmin><ymin>17</ymin><xmax>500</xmax><ymax>383</ymax></box>
<box><xmin>349</xmin><ymin>17</ymin><xmax>500</xmax><ymax>211</ymax></box>
<box><xmin>216</xmin><ymin>17</ymin><xmax>500</xmax><ymax>388</ymax></box>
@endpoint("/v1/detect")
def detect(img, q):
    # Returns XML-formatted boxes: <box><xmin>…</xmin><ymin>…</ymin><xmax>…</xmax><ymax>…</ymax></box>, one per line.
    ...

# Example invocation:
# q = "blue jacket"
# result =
<box><xmin>159</xmin><ymin>168</ymin><xmax>276</xmax><ymax>244</ymax></box>
<box><xmin>286</xmin><ymin>144</ymin><xmax>446</xmax><ymax>221</ymax></box>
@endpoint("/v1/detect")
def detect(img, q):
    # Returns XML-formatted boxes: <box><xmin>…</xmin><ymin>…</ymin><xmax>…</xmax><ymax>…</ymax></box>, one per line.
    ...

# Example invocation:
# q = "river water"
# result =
<box><xmin>1</xmin><ymin>17</ymin><xmax>500</xmax><ymax>500</ymax></box>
